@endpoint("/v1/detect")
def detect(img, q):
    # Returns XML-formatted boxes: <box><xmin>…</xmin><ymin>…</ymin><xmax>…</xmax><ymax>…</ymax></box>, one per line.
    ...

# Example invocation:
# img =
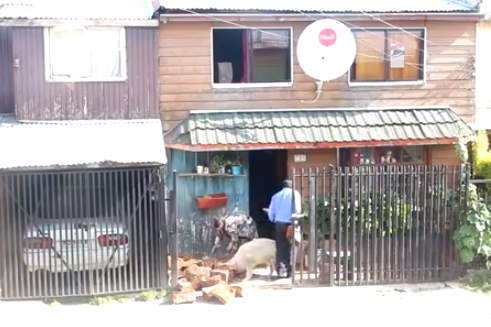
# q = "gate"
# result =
<box><xmin>0</xmin><ymin>167</ymin><xmax>169</xmax><ymax>299</ymax></box>
<box><xmin>292</xmin><ymin>164</ymin><xmax>469</xmax><ymax>286</ymax></box>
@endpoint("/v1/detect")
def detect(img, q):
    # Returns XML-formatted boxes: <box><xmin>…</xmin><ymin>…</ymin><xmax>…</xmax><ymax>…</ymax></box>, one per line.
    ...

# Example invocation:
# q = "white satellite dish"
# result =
<box><xmin>297</xmin><ymin>19</ymin><xmax>357</xmax><ymax>82</ymax></box>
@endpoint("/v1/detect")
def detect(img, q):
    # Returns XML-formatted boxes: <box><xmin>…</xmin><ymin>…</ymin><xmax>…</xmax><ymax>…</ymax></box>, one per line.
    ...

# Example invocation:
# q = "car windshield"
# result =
<box><xmin>31</xmin><ymin>175</ymin><xmax>127</xmax><ymax>220</ymax></box>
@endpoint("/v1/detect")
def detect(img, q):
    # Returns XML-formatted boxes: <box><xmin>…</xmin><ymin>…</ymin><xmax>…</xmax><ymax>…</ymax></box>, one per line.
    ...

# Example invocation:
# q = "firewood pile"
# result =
<box><xmin>170</xmin><ymin>256</ymin><xmax>250</xmax><ymax>305</ymax></box>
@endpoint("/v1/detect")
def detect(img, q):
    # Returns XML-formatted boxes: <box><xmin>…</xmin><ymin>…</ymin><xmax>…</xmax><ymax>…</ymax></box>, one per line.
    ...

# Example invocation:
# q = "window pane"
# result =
<box><xmin>378</xmin><ymin>148</ymin><xmax>401</xmax><ymax>164</ymax></box>
<box><xmin>353</xmin><ymin>148</ymin><xmax>375</xmax><ymax>165</ymax></box>
<box><xmin>388</xmin><ymin>31</ymin><xmax>422</xmax><ymax>81</ymax></box>
<box><xmin>86</xmin><ymin>28</ymin><xmax>122</xmax><ymax>78</ymax></box>
<box><xmin>71</xmin><ymin>29</ymin><xmax>90</xmax><ymax>78</ymax></box>
<box><xmin>251</xmin><ymin>49</ymin><xmax>289</xmax><ymax>82</ymax></box>
<box><xmin>251</xmin><ymin>29</ymin><xmax>289</xmax><ymax>49</ymax></box>
<box><xmin>402</xmin><ymin>146</ymin><xmax>424</xmax><ymax>163</ymax></box>
<box><xmin>250</xmin><ymin>29</ymin><xmax>290</xmax><ymax>83</ymax></box>
<box><xmin>353</xmin><ymin>31</ymin><xmax>385</xmax><ymax>81</ymax></box>
<box><xmin>50</xmin><ymin>30</ymin><xmax>71</xmax><ymax>76</ymax></box>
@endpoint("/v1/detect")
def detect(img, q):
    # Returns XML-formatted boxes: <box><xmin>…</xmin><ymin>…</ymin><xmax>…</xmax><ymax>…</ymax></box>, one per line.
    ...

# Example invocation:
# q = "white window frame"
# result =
<box><xmin>348</xmin><ymin>27</ymin><xmax>427</xmax><ymax>87</ymax></box>
<box><xmin>210</xmin><ymin>26</ymin><xmax>294</xmax><ymax>89</ymax></box>
<box><xmin>44</xmin><ymin>26</ymin><xmax>127</xmax><ymax>83</ymax></box>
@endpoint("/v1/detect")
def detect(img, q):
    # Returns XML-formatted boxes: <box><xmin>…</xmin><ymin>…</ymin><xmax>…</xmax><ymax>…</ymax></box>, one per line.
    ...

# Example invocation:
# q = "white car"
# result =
<box><xmin>23</xmin><ymin>218</ymin><xmax>130</xmax><ymax>273</ymax></box>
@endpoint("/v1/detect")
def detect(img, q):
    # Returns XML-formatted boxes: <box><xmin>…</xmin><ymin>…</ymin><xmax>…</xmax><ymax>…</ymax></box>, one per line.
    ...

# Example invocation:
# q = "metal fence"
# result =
<box><xmin>0</xmin><ymin>167</ymin><xmax>169</xmax><ymax>299</ymax></box>
<box><xmin>292</xmin><ymin>164</ymin><xmax>469</xmax><ymax>286</ymax></box>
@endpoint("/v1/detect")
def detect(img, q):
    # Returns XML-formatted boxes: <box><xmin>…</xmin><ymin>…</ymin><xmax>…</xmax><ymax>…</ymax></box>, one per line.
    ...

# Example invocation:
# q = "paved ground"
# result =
<box><xmin>1</xmin><ymin>282</ymin><xmax>490</xmax><ymax>326</ymax></box>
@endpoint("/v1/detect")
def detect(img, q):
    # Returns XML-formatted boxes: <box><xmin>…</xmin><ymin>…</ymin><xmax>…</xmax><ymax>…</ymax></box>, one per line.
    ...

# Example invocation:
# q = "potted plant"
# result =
<box><xmin>230</xmin><ymin>160</ymin><xmax>242</xmax><ymax>175</ymax></box>
<box><xmin>195</xmin><ymin>193</ymin><xmax>228</xmax><ymax>209</ymax></box>
<box><xmin>209</xmin><ymin>155</ymin><xmax>225</xmax><ymax>174</ymax></box>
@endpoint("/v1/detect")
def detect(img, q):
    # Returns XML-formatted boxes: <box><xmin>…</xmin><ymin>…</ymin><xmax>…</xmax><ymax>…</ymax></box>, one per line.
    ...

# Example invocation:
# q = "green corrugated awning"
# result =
<box><xmin>164</xmin><ymin>107</ymin><xmax>473</xmax><ymax>151</ymax></box>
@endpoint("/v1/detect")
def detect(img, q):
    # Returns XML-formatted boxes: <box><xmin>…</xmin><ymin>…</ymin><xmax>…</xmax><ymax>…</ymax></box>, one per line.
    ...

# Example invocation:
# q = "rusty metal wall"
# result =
<box><xmin>11</xmin><ymin>27</ymin><xmax>159</xmax><ymax>120</ymax></box>
<box><xmin>0</xmin><ymin>27</ymin><xmax>15</xmax><ymax>114</ymax></box>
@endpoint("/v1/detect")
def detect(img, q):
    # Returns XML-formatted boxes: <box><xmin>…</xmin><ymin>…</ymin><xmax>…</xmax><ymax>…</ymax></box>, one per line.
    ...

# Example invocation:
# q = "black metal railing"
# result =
<box><xmin>292</xmin><ymin>164</ymin><xmax>469</xmax><ymax>286</ymax></box>
<box><xmin>0</xmin><ymin>167</ymin><xmax>168</xmax><ymax>299</ymax></box>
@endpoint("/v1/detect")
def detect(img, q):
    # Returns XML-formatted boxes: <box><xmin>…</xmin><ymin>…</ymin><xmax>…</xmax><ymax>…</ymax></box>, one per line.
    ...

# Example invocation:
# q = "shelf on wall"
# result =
<box><xmin>178</xmin><ymin>173</ymin><xmax>247</xmax><ymax>177</ymax></box>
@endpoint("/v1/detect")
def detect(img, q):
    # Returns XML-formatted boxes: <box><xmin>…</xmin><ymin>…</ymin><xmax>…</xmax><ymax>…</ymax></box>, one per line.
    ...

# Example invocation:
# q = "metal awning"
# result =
<box><xmin>0</xmin><ymin>115</ymin><xmax>167</xmax><ymax>170</ymax></box>
<box><xmin>164</xmin><ymin>106</ymin><xmax>473</xmax><ymax>151</ymax></box>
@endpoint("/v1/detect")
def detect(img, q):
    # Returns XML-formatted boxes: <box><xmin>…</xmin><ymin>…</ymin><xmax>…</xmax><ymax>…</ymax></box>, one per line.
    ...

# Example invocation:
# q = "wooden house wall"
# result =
<box><xmin>11</xmin><ymin>27</ymin><xmax>159</xmax><ymax>120</ymax></box>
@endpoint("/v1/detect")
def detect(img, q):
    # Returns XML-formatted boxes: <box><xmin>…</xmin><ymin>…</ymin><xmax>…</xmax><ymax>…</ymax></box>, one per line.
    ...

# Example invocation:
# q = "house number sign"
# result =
<box><xmin>293</xmin><ymin>154</ymin><xmax>307</xmax><ymax>163</ymax></box>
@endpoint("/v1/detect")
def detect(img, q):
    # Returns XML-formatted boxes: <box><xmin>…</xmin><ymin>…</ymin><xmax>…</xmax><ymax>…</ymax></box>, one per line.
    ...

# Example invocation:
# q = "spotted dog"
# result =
<box><xmin>211</xmin><ymin>210</ymin><xmax>258</xmax><ymax>255</ymax></box>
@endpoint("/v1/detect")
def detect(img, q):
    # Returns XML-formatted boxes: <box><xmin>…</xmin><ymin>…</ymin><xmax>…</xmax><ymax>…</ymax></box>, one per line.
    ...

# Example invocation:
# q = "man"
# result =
<box><xmin>211</xmin><ymin>209</ymin><xmax>258</xmax><ymax>255</ymax></box>
<box><xmin>268</xmin><ymin>180</ymin><xmax>301</xmax><ymax>278</ymax></box>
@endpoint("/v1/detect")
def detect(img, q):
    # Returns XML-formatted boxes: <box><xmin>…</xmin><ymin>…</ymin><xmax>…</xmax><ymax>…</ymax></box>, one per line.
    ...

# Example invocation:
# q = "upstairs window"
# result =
<box><xmin>349</xmin><ymin>28</ymin><xmax>425</xmax><ymax>84</ymax></box>
<box><xmin>45</xmin><ymin>27</ymin><xmax>126</xmax><ymax>82</ymax></box>
<box><xmin>212</xmin><ymin>28</ymin><xmax>292</xmax><ymax>87</ymax></box>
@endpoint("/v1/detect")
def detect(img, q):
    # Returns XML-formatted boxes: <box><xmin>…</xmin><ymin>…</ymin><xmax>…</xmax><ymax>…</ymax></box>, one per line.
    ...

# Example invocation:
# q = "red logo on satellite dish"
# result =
<box><xmin>318</xmin><ymin>28</ymin><xmax>337</xmax><ymax>47</ymax></box>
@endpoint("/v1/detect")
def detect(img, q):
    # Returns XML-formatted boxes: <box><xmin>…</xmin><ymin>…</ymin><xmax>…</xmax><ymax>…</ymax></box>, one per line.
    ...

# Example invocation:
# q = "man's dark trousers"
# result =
<box><xmin>275</xmin><ymin>222</ymin><xmax>292</xmax><ymax>277</ymax></box>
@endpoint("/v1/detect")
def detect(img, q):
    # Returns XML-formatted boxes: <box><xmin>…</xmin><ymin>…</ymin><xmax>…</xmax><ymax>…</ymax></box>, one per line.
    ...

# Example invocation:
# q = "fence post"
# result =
<box><xmin>329</xmin><ymin>166</ymin><xmax>336</xmax><ymax>286</ymax></box>
<box><xmin>308</xmin><ymin>170</ymin><xmax>317</xmax><ymax>275</ymax></box>
<box><xmin>159</xmin><ymin>166</ymin><xmax>169</xmax><ymax>289</ymax></box>
<box><xmin>169</xmin><ymin>170</ymin><xmax>178</xmax><ymax>290</ymax></box>
<box><xmin>0</xmin><ymin>173</ymin><xmax>4</xmax><ymax>299</ymax></box>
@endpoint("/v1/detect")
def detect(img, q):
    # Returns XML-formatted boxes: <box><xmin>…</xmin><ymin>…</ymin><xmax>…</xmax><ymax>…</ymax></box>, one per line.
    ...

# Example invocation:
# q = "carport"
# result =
<box><xmin>0</xmin><ymin>115</ymin><xmax>169</xmax><ymax>299</ymax></box>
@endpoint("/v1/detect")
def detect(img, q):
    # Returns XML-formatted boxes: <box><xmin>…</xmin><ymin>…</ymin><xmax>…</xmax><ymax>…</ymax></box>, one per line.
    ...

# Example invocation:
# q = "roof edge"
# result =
<box><xmin>0</xmin><ymin>162</ymin><xmax>164</xmax><ymax>173</ymax></box>
<box><xmin>188</xmin><ymin>106</ymin><xmax>454</xmax><ymax>115</ymax></box>
<box><xmin>15</xmin><ymin>118</ymin><xmax>163</xmax><ymax>125</ymax></box>
<box><xmin>159</xmin><ymin>12</ymin><xmax>485</xmax><ymax>23</ymax></box>
<box><xmin>0</xmin><ymin>18</ymin><xmax>159</xmax><ymax>27</ymax></box>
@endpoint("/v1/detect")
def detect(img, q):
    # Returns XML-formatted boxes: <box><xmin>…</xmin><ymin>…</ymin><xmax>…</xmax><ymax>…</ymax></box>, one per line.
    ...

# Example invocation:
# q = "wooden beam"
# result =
<box><xmin>0</xmin><ymin>19</ymin><xmax>159</xmax><ymax>27</ymax></box>
<box><xmin>165</xmin><ymin>138</ymin><xmax>459</xmax><ymax>152</ymax></box>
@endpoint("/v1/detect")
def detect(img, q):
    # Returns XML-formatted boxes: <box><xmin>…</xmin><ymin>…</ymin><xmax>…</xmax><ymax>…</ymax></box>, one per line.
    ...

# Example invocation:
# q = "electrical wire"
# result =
<box><xmin>301</xmin><ymin>10</ymin><xmax>474</xmax><ymax>74</ymax></box>
<box><xmin>171</xmin><ymin>8</ymin><xmax>475</xmax><ymax>75</ymax></box>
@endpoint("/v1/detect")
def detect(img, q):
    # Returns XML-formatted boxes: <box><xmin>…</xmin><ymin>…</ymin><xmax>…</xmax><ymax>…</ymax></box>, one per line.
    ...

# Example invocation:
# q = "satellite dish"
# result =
<box><xmin>297</xmin><ymin>19</ymin><xmax>357</xmax><ymax>82</ymax></box>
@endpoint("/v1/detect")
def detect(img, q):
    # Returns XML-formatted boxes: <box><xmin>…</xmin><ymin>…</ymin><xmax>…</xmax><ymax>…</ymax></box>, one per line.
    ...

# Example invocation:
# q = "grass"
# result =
<box><xmin>42</xmin><ymin>288</ymin><xmax>170</xmax><ymax>307</ymax></box>
<box><xmin>48</xmin><ymin>300</ymin><xmax>61</xmax><ymax>307</ymax></box>
<box><xmin>88</xmin><ymin>295</ymin><xmax>130</xmax><ymax>306</ymax></box>
<box><xmin>460</xmin><ymin>271</ymin><xmax>491</xmax><ymax>295</ymax></box>
<box><xmin>136</xmin><ymin>289</ymin><xmax>169</xmax><ymax>302</ymax></box>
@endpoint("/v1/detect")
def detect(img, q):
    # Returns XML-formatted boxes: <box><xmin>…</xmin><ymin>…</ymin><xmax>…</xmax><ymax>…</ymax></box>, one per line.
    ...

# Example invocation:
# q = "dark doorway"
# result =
<box><xmin>248</xmin><ymin>150</ymin><xmax>288</xmax><ymax>240</ymax></box>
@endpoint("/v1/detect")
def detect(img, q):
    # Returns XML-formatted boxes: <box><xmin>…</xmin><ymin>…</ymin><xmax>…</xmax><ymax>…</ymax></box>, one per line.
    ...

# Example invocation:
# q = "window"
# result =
<box><xmin>349</xmin><ymin>29</ymin><xmax>425</xmax><ymax>84</ymax></box>
<box><xmin>212</xmin><ymin>28</ymin><xmax>292</xmax><ymax>87</ymax></box>
<box><xmin>347</xmin><ymin>146</ymin><xmax>426</xmax><ymax>166</ymax></box>
<box><xmin>45</xmin><ymin>27</ymin><xmax>126</xmax><ymax>82</ymax></box>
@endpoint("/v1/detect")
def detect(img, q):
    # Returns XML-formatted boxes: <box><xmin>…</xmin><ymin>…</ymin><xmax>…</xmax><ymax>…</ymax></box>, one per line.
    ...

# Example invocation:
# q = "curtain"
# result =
<box><xmin>51</xmin><ymin>30</ymin><xmax>71</xmax><ymax>76</ymax></box>
<box><xmin>388</xmin><ymin>31</ymin><xmax>421</xmax><ymax>81</ymax></box>
<box><xmin>71</xmin><ymin>29</ymin><xmax>89</xmax><ymax>78</ymax></box>
<box><xmin>86</xmin><ymin>27</ymin><xmax>121</xmax><ymax>78</ymax></box>
<box><xmin>353</xmin><ymin>30</ymin><xmax>422</xmax><ymax>82</ymax></box>
<box><xmin>354</xmin><ymin>31</ymin><xmax>385</xmax><ymax>81</ymax></box>
<box><xmin>50</xmin><ymin>27</ymin><xmax>121</xmax><ymax>79</ymax></box>
<box><xmin>241</xmin><ymin>29</ymin><xmax>248</xmax><ymax>83</ymax></box>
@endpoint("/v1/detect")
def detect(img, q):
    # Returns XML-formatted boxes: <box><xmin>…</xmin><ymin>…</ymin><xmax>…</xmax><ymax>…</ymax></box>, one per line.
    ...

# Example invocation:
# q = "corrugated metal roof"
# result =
<box><xmin>164</xmin><ymin>107</ymin><xmax>472</xmax><ymax>149</ymax></box>
<box><xmin>0</xmin><ymin>0</ymin><xmax>158</xmax><ymax>20</ymax></box>
<box><xmin>159</xmin><ymin>0</ymin><xmax>481</xmax><ymax>13</ymax></box>
<box><xmin>0</xmin><ymin>115</ymin><xmax>167</xmax><ymax>169</ymax></box>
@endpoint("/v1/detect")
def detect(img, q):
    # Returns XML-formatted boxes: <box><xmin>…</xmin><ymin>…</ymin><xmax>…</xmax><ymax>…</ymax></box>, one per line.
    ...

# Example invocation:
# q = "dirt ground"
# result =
<box><xmin>1</xmin><ymin>282</ymin><xmax>490</xmax><ymax>327</ymax></box>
